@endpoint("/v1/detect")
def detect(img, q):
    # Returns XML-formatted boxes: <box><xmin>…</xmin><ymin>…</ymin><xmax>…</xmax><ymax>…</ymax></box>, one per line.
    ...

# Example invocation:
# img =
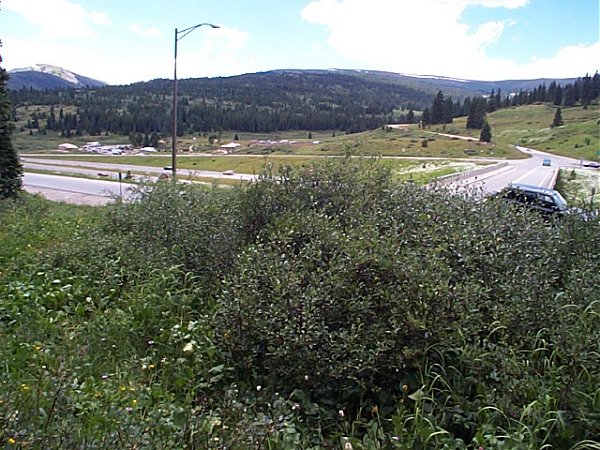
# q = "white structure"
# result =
<box><xmin>220</xmin><ymin>142</ymin><xmax>241</xmax><ymax>154</ymax></box>
<box><xmin>58</xmin><ymin>143</ymin><xmax>78</xmax><ymax>151</ymax></box>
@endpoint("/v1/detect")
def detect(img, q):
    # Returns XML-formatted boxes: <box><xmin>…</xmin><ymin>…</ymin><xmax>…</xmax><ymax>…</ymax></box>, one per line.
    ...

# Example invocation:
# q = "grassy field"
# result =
<box><xmin>556</xmin><ymin>167</ymin><xmax>600</xmax><ymax>207</ymax></box>
<box><xmin>25</xmin><ymin>153</ymin><xmax>489</xmax><ymax>186</ymax></box>
<box><xmin>15</xmin><ymin>102</ymin><xmax>598</xmax><ymax>162</ymax></box>
<box><xmin>487</xmin><ymin>103</ymin><xmax>599</xmax><ymax>160</ymax></box>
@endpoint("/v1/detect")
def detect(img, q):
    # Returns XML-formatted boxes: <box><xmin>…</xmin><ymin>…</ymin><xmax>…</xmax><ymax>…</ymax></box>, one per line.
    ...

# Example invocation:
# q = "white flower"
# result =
<box><xmin>183</xmin><ymin>341</ymin><xmax>194</xmax><ymax>353</ymax></box>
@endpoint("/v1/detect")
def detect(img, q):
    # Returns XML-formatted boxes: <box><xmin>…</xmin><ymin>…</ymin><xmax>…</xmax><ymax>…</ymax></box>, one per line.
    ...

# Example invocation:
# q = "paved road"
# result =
<box><xmin>440</xmin><ymin>145</ymin><xmax>584</xmax><ymax>195</ymax></box>
<box><xmin>23</xmin><ymin>172</ymin><xmax>136</xmax><ymax>206</ymax></box>
<box><xmin>21</xmin><ymin>157</ymin><xmax>257</xmax><ymax>181</ymax></box>
<box><xmin>22</xmin><ymin>145</ymin><xmax>594</xmax><ymax>205</ymax></box>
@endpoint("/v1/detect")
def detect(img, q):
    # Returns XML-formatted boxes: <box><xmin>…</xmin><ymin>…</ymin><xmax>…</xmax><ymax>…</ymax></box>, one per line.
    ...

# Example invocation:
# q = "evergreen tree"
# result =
<box><xmin>553</xmin><ymin>85</ymin><xmax>563</xmax><ymax>105</ymax></box>
<box><xmin>466</xmin><ymin>97</ymin><xmax>486</xmax><ymax>129</ymax></box>
<box><xmin>431</xmin><ymin>91</ymin><xmax>445</xmax><ymax>124</ymax></box>
<box><xmin>551</xmin><ymin>107</ymin><xmax>564</xmax><ymax>128</ymax></box>
<box><xmin>580</xmin><ymin>74</ymin><xmax>593</xmax><ymax>108</ymax></box>
<box><xmin>479</xmin><ymin>121</ymin><xmax>492</xmax><ymax>143</ymax></box>
<box><xmin>421</xmin><ymin>107</ymin><xmax>431</xmax><ymax>126</ymax></box>
<box><xmin>443</xmin><ymin>97</ymin><xmax>454</xmax><ymax>124</ymax></box>
<box><xmin>0</xmin><ymin>68</ymin><xmax>23</xmax><ymax>199</ymax></box>
<box><xmin>406</xmin><ymin>109</ymin><xmax>415</xmax><ymax>124</ymax></box>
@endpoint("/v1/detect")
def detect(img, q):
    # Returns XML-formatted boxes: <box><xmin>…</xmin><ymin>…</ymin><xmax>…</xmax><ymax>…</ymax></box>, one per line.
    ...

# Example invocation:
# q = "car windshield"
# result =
<box><xmin>551</xmin><ymin>191</ymin><xmax>568</xmax><ymax>210</ymax></box>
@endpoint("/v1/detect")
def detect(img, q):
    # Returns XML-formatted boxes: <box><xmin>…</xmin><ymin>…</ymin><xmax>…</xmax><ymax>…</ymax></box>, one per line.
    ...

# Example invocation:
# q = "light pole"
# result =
<box><xmin>172</xmin><ymin>22</ymin><xmax>219</xmax><ymax>177</ymax></box>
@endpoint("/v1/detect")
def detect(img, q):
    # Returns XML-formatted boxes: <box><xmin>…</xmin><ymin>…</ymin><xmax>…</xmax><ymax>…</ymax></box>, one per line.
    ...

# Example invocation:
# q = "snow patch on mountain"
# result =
<box><xmin>11</xmin><ymin>64</ymin><xmax>81</xmax><ymax>85</ymax></box>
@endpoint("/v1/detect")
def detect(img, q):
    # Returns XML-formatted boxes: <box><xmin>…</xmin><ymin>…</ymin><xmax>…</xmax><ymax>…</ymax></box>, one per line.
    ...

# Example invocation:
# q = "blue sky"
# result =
<box><xmin>1</xmin><ymin>0</ymin><xmax>598</xmax><ymax>85</ymax></box>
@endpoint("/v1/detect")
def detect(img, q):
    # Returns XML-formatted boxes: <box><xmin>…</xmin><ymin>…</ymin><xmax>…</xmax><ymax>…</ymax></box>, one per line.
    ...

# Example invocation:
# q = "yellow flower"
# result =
<box><xmin>132</xmin><ymin>399</ymin><xmax>138</xmax><ymax>405</ymax></box>
<box><xmin>402</xmin><ymin>384</ymin><xmax>409</xmax><ymax>392</ymax></box>
<box><xmin>120</xmin><ymin>386</ymin><xmax>127</xmax><ymax>392</ymax></box>
<box><xmin>20</xmin><ymin>384</ymin><xmax>29</xmax><ymax>392</ymax></box>
<box><xmin>8</xmin><ymin>437</ymin><xmax>16</xmax><ymax>444</ymax></box>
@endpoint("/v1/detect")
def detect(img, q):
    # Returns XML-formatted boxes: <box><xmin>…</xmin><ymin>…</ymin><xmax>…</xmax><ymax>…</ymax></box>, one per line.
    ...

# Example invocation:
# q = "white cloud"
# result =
<box><xmin>129</xmin><ymin>24</ymin><xmax>162</xmax><ymax>38</ymax></box>
<box><xmin>169</xmin><ymin>26</ymin><xmax>253</xmax><ymax>80</ymax></box>
<box><xmin>200</xmin><ymin>26</ymin><xmax>249</xmax><ymax>52</ymax></box>
<box><xmin>300</xmin><ymin>0</ymin><xmax>596</xmax><ymax>80</ymax></box>
<box><xmin>2</xmin><ymin>0</ymin><xmax>111</xmax><ymax>38</ymax></box>
<box><xmin>465</xmin><ymin>0</ymin><xmax>529</xmax><ymax>8</ymax></box>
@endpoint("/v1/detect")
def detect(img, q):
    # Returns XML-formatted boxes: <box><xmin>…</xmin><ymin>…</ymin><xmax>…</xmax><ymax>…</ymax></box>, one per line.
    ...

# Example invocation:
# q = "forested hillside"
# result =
<box><xmin>8</xmin><ymin>69</ymin><xmax>597</xmax><ymax>138</ymax></box>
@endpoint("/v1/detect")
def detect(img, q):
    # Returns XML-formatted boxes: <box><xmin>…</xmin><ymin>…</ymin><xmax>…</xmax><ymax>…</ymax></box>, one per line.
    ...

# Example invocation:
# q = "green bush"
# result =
<box><xmin>1</xmin><ymin>160</ymin><xmax>599</xmax><ymax>448</ymax></box>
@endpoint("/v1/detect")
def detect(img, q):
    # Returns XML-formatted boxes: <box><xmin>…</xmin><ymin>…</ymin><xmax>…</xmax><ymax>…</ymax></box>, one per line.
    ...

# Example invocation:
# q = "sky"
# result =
<box><xmin>1</xmin><ymin>0</ymin><xmax>598</xmax><ymax>85</ymax></box>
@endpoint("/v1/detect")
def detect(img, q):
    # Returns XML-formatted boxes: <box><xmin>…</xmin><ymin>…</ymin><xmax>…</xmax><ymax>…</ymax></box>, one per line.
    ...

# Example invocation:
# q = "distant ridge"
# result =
<box><xmin>7</xmin><ymin>64</ymin><xmax>106</xmax><ymax>90</ymax></box>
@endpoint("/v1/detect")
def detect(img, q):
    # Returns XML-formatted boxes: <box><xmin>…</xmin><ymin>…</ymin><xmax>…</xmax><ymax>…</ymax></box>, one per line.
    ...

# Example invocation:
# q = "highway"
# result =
<box><xmin>21</xmin><ymin>157</ymin><xmax>257</xmax><ymax>181</ymax></box>
<box><xmin>21</xmin><ymin>145</ymin><xmax>595</xmax><ymax>205</ymax></box>
<box><xmin>23</xmin><ymin>173</ymin><xmax>136</xmax><ymax>205</ymax></box>
<box><xmin>437</xmin><ymin>145</ymin><xmax>585</xmax><ymax>195</ymax></box>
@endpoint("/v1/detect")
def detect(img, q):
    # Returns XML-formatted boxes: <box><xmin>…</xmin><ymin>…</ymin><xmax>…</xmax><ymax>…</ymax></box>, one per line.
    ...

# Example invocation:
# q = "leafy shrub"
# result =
<box><xmin>2</xmin><ymin>160</ymin><xmax>599</xmax><ymax>448</ymax></box>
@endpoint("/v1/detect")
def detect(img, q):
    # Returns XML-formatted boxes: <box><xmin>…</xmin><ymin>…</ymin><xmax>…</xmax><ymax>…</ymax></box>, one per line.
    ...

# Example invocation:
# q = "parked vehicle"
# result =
<box><xmin>496</xmin><ymin>183</ymin><xmax>568</xmax><ymax>217</ymax></box>
<box><xmin>542</xmin><ymin>158</ymin><xmax>552</xmax><ymax>166</ymax></box>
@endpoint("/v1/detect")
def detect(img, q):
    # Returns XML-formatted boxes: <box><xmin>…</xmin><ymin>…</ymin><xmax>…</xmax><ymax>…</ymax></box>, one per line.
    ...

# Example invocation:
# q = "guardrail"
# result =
<box><xmin>430</xmin><ymin>162</ymin><xmax>508</xmax><ymax>187</ymax></box>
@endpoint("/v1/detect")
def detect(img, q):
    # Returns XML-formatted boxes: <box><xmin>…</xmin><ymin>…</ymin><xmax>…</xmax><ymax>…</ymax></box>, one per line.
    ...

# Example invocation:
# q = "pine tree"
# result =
<box><xmin>551</xmin><ymin>107</ymin><xmax>564</xmax><ymax>128</ymax></box>
<box><xmin>466</xmin><ymin>97</ymin><xmax>486</xmax><ymax>129</ymax></box>
<box><xmin>0</xmin><ymin>68</ymin><xmax>23</xmax><ymax>199</ymax></box>
<box><xmin>431</xmin><ymin>91</ymin><xmax>445</xmax><ymax>124</ymax></box>
<box><xmin>479</xmin><ymin>121</ymin><xmax>492</xmax><ymax>143</ymax></box>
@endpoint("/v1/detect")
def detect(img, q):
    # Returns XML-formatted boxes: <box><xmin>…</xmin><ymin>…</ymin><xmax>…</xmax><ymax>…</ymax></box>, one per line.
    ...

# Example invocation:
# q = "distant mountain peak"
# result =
<box><xmin>11</xmin><ymin>64</ymin><xmax>80</xmax><ymax>84</ymax></box>
<box><xmin>7</xmin><ymin>64</ymin><xmax>106</xmax><ymax>90</ymax></box>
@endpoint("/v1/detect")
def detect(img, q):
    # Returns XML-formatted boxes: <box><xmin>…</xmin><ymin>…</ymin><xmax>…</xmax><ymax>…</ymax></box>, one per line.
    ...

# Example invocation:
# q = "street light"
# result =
<box><xmin>172</xmin><ymin>22</ymin><xmax>219</xmax><ymax>177</ymax></box>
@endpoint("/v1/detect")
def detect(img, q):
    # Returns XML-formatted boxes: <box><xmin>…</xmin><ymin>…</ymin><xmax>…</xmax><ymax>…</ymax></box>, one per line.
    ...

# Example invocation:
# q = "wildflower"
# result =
<box><xmin>125</xmin><ymin>407</ymin><xmax>133</xmax><ymax>413</ymax></box>
<box><xmin>20</xmin><ymin>384</ymin><xmax>29</xmax><ymax>392</ymax></box>
<box><xmin>148</xmin><ymin>364</ymin><xmax>155</xmax><ymax>370</ymax></box>
<box><xmin>132</xmin><ymin>399</ymin><xmax>138</xmax><ymax>406</ymax></box>
<box><xmin>256</xmin><ymin>385</ymin><xmax>262</xmax><ymax>392</ymax></box>
<box><xmin>120</xmin><ymin>386</ymin><xmax>127</xmax><ymax>392</ymax></box>
<box><xmin>147</xmin><ymin>340</ymin><xmax>154</xmax><ymax>345</ymax></box>
<box><xmin>101</xmin><ymin>374</ymin><xmax>109</xmax><ymax>380</ymax></box>
<box><xmin>344</xmin><ymin>441</ymin><xmax>353</xmax><ymax>450</ymax></box>
<box><xmin>370</xmin><ymin>405</ymin><xmax>378</xmax><ymax>415</ymax></box>
<box><xmin>402</xmin><ymin>384</ymin><xmax>409</xmax><ymax>392</ymax></box>
<box><xmin>292</xmin><ymin>403</ymin><xmax>300</xmax><ymax>410</ymax></box>
<box><xmin>8</xmin><ymin>437</ymin><xmax>16</xmax><ymax>444</ymax></box>
<box><xmin>183</xmin><ymin>342</ymin><xmax>194</xmax><ymax>353</ymax></box>
<box><xmin>304</xmin><ymin>375</ymin><xmax>309</xmax><ymax>380</ymax></box>
<box><xmin>338</xmin><ymin>409</ymin><xmax>344</xmax><ymax>417</ymax></box>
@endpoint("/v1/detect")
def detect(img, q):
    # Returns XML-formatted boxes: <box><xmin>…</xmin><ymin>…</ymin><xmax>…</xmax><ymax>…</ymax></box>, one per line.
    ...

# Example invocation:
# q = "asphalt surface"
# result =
<box><xmin>21</xmin><ymin>143</ymin><xmax>597</xmax><ymax>205</ymax></box>
<box><xmin>23</xmin><ymin>172</ymin><xmax>136</xmax><ymax>206</ymax></box>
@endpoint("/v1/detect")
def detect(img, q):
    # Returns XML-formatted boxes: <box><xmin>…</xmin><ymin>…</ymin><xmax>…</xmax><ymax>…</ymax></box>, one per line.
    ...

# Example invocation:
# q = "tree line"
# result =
<box><xmin>8</xmin><ymin>71</ymin><xmax>600</xmax><ymax>142</ymax></box>
<box><xmin>420</xmin><ymin>72</ymin><xmax>600</xmax><ymax>130</ymax></box>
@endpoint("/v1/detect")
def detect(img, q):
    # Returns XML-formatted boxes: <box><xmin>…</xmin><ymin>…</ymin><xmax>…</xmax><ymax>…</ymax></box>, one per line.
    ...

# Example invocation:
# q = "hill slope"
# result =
<box><xmin>8</xmin><ymin>64</ymin><xmax>106</xmax><ymax>90</ymax></box>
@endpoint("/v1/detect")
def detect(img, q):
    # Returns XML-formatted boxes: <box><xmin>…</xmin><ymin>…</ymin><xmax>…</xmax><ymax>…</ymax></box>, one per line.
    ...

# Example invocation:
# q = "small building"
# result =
<box><xmin>58</xmin><ymin>143</ymin><xmax>78</xmax><ymax>151</ymax></box>
<box><xmin>220</xmin><ymin>142</ymin><xmax>241</xmax><ymax>154</ymax></box>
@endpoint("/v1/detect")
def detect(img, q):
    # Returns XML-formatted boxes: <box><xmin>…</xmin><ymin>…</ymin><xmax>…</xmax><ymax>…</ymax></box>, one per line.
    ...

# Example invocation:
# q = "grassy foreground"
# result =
<box><xmin>1</xmin><ymin>158</ymin><xmax>599</xmax><ymax>449</ymax></box>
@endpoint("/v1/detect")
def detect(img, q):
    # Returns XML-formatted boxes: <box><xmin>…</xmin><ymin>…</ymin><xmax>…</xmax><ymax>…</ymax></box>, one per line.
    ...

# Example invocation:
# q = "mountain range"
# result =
<box><xmin>6</xmin><ymin>64</ymin><xmax>577</xmax><ymax>98</ymax></box>
<box><xmin>7</xmin><ymin>64</ymin><xmax>107</xmax><ymax>90</ymax></box>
